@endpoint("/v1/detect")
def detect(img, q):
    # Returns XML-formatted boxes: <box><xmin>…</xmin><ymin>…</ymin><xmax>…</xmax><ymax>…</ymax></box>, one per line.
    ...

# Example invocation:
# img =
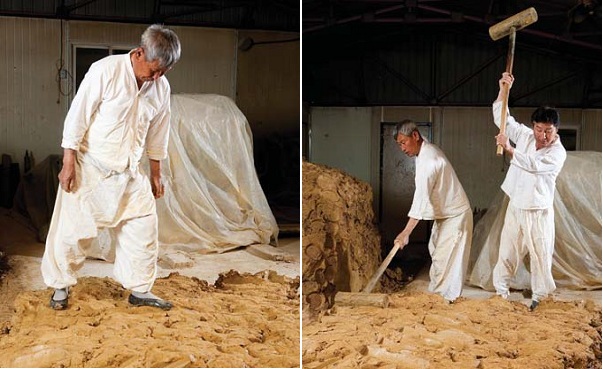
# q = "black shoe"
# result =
<box><xmin>529</xmin><ymin>300</ymin><xmax>539</xmax><ymax>311</ymax></box>
<box><xmin>49</xmin><ymin>289</ymin><xmax>68</xmax><ymax>310</ymax></box>
<box><xmin>128</xmin><ymin>294</ymin><xmax>173</xmax><ymax>310</ymax></box>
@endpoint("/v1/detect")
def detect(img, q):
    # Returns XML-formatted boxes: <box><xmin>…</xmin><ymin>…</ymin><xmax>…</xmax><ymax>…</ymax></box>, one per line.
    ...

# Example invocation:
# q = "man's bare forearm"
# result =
<box><xmin>59</xmin><ymin>148</ymin><xmax>77</xmax><ymax>192</ymax></box>
<box><xmin>149</xmin><ymin>158</ymin><xmax>161</xmax><ymax>176</ymax></box>
<box><xmin>149</xmin><ymin>159</ymin><xmax>164</xmax><ymax>199</ymax></box>
<box><xmin>63</xmin><ymin>148</ymin><xmax>76</xmax><ymax>164</ymax></box>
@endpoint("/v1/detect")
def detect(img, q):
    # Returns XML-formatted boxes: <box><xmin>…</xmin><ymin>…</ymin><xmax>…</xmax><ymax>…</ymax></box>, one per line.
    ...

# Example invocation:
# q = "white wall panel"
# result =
<box><xmin>0</xmin><ymin>16</ymin><xmax>63</xmax><ymax>170</ymax></box>
<box><xmin>0</xmin><ymin>17</ymin><xmax>267</xmax><ymax>173</ymax></box>
<box><xmin>310</xmin><ymin>107</ymin><xmax>372</xmax><ymax>183</ymax></box>
<box><xmin>69</xmin><ymin>21</ymin><xmax>237</xmax><ymax>98</ymax></box>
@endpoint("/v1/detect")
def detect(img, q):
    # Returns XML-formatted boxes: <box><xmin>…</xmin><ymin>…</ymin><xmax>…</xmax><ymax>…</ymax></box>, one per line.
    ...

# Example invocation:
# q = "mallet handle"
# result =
<box><xmin>497</xmin><ymin>27</ymin><xmax>516</xmax><ymax>156</ymax></box>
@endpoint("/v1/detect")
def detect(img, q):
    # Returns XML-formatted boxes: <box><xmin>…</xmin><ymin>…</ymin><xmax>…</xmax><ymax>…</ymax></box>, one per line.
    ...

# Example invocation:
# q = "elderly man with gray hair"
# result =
<box><xmin>42</xmin><ymin>24</ymin><xmax>181</xmax><ymax>310</ymax></box>
<box><xmin>393</xmin><ymin>120</ymin><xmax>473</xmax><ymax>302</ymax></box>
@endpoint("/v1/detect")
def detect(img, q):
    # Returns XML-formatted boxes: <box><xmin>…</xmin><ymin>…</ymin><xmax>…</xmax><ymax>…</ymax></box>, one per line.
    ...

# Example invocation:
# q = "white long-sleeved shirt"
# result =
<box><xmin>492</xmin><ymin>101</ymin><xmax>567</xmax><ymax>209</ymax></box>
<box><xmin>62</xmin><ymin>52</ymin><xmax>171</xmax><ymax>175</ymax></box>
<box><xmin>408</xmin><ymin>140</ymin><xmax>471</xmax><ymax>220</ymax></box>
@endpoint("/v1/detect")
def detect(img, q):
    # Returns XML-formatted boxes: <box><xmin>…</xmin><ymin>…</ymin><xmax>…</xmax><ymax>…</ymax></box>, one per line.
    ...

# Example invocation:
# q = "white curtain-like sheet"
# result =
<box><xmin>157</xmin><ymin>94</ymin><xmax>278</xmax><ymax>252</ymax></box>
<box><xmin>90</xmin><ymin>94</ymin><xmax>278</xmax><ymax>260</ymax></box>
<box><xmin>467</xmin><ymin>151</ymin><xmax>602</xmax><ymax>291</ymax></box>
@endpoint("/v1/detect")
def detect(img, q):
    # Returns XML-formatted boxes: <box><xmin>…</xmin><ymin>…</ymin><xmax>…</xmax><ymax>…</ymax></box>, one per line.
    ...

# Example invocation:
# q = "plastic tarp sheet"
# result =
<box><xmin>467</xmin><ymin>151</ymin><xmax>602</xmax><ymax>291</ymax></box>
<box><xmin>85</xmin><ymin>94</ymin><xmax>278</xmax><ymax>260</ymax></box>
<box><xmin>156</xmin><ymin>94</ymin><xmax>278</xmax><ymax>252</ymax></box>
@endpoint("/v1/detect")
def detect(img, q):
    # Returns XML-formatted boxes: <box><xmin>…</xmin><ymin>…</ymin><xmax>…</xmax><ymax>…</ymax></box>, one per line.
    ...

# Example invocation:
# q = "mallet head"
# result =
<box><xmin>489</xmin><ymin>7</ymin><xmax>538</xmax><ymax>41</ymax></box>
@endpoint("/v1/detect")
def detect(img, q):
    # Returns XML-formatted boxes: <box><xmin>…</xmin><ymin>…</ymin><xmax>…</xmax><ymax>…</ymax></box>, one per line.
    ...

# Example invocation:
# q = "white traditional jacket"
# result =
<box><xmin>493</xmin><ymin>101</ymin><xmax>567</xmax><ymax>210</ymax></box>
<box><xmin>409</xmin><ymin>140</ymin><xmax>471</xmax><ymax>220</ymax></box>
<box><xmin>62</xmin><ymin>52</ymin><xmax>171</xmax><ymax>177</ymax></box>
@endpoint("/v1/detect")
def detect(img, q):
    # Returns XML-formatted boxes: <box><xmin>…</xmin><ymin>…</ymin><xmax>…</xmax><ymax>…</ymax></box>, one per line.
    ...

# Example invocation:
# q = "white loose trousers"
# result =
<box><xmin>493</xmin><ymin>203</ymin><xmax>556</xmax><ymax>301</ymax></box>
<box><xmin>428</xmin><ymin>208</ymin><xmax>473</xmax><ymax>301</ymax></box>
<box><xmin>41</xmin><ymin>156</ymin><xmax>158</xmax><ymax>293</ymax></box>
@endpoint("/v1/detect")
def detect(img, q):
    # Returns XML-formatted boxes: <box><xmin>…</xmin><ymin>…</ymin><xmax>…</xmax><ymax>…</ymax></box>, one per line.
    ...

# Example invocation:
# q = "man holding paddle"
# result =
<box><xmin>392</xmin><ymin>120</ymin><xmax>473</xmax><ymax>303</ymax></box>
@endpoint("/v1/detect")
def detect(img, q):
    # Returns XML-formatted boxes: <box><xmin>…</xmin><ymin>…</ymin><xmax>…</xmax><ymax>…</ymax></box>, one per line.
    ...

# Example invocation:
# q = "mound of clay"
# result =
<box><xmin>0</xmin><ymin>272</ymin><xmax>300</xmax><ymax>368</ymax></box>
<box><xmin>302</xmin><ymin>161</ymin><xmax>381</xmax><ymax>316</ymax></box>
<box><xmin>303</xmin><ymin>292</ymin><xmax>602</xmax><ymax>368</ymax></box>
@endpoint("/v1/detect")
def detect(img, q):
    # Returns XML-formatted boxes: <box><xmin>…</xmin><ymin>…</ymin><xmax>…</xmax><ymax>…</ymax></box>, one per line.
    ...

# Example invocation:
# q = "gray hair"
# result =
<box><xmin>141</xmin><ymin>24</ymin><xmax>181</xmax><ymax>69</ymax></box>
<box><xmin>393</xmin><ymin>119</ymin><xmax>420</xmax><ymax>139</ymax></box>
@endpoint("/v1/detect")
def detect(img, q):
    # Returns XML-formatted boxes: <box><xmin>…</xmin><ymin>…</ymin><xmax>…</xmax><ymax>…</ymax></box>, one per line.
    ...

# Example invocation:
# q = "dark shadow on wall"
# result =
<box><xmin>0</xmin><ymin>154</ymin><xmax>20</xmax><ymax>209</ymax></box>
<box><xmin>12</xmin><ymin>155</ymin><xmax>61</xmax><ymax>243</ymax></box>
<box><xmin>253</xmin><ymin>134</ymin><xmax>300</xmax><ymax>234</ymax></box>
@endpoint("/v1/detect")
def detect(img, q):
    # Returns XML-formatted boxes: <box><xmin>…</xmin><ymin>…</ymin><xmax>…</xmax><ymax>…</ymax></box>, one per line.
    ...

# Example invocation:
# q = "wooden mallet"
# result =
<box><xmin>489</xmin><ymin>7</ymin><xmax>538</xmax><ymax>156</ymax></box>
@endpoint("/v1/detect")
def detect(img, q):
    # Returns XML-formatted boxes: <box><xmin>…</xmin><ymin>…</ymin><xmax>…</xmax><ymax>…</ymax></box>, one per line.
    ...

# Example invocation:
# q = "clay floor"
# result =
<box><xmin>0</xmin><ymin>208</ymin><xmax>301</xmax><ymax>368</ymax></box>
<box><xmin>407</xmin><ymin>265</ymin><xmax>602</xmax><ymax>308</ymax></box>
<box><xmin>303</xmin><ymin>262</ymin><xmax>602</xmax><ymax>369</ymax></box>
<box><xmin>2</xmin><ymin>206</ymin><xmax>602</xmax><ymax>369</ymax></box>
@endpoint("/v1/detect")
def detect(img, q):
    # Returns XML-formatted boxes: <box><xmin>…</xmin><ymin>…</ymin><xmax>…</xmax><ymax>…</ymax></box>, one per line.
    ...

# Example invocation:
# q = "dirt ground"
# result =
<box><xmin>0</xmin><ymin>209</ymin><xmax>301</xmax><ymax>368</ymax></box>
<box><xmin>0</xmin><ymin>270</ymin><xmax>300</xmax><ymax>368</ymax></box>
<box><xmin>302</xmin><ymin>290</ymin><xmax>601</xmax><ymax>369</ymax></box>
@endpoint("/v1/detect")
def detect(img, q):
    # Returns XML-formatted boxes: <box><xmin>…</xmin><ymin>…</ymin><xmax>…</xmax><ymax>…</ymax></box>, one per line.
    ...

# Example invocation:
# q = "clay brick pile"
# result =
<box><xmin>302</xmin><ymin>161</ymin><xmax>381</xmax><ymax>316</ymax></box>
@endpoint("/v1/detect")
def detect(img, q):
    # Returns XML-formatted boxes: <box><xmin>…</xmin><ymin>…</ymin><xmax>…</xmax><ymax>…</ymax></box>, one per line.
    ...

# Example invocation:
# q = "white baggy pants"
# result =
<box><xmin>41</xmin><ymin>156</ymin><xmax>158</xmax><ymax>293</ymax></box>
<box><xmin>493</xmin><ymin>203</ymin><xmax>556</xmax><ymax>301</ymax></box>
<box><xmin>428</xmin><ymin>208</ymin><xmax>473</xmax><ymax>301</ymax></box>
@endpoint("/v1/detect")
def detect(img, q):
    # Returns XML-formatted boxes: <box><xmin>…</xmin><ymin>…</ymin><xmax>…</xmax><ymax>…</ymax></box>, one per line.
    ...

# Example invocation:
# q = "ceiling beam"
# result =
<box><xmin>372</xmin><ymin>56</ymin><xmax>433</xmax><ymax>104</ymax></box>
<box><xmin>437</xmin><ymin>51</ymin><xmax>505</xmax><ymax>102</ymax></box>
<box><xmin>56</xmin><ymin>0</ymin><xmax>100</xmax><ymax>18</ymax></box>
<box><xmin>511</xmin><ymin>70</ymin><xmax>582</xmax><ymax>103</ymax></box>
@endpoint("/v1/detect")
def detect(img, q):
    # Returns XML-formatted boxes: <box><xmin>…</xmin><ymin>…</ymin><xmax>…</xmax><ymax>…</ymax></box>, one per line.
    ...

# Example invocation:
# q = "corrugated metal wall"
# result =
<box><xmin>69</xmin><ymin>20</ymin><xmax>237</xmax><ymax>97</ymax></box>
<box><xmin>581</xmin><ymin>110</ymin><xmax>601</xmax><ymax>151</ymax></box>
<box><xmin>0</xmin><ymin>17</ymin><xmax>63</xmax><ymax>170</ymax></box>
<box><xmin>0</xmin><ymin>16</ymin><xmax>299</xmax><ymax>172</ymax></box>
<box><xmin>304</xmin><ymin>32</ymin><xmax>597</xmax><ymax>108</ymax></box>
<box><xmin>310</xmin><ymin>105</ymin><xmax>602</xmax><ymax>216</ymax></box>
<box><xmin>439</xmin><ymin>107</ymin><xmax>507</xmax><ymax>210</ymax></box>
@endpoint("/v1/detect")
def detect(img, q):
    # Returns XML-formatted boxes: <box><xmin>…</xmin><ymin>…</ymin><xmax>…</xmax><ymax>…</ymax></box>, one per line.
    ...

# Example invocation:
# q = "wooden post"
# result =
<box><xmin>334</xmin><ymin>292</ymin><xmax>390</xmax><ymax>308</ymax></box>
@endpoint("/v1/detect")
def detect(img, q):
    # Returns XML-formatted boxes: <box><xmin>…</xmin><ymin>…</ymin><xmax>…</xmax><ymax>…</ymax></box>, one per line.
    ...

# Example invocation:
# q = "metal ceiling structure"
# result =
<box><xmin>0</xmin><ymin>0</ymin><xmax>300</xmax><ymax>32</ymax></box>
<box><xmin>302</xmin><ymin>0</ymin><xmax>602</xmax><ymax>108</ymax></box>
<box><xmin>303</xmin><ymin>0</ymin><xmax>600</xmax><ymax>53</ymax></box>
